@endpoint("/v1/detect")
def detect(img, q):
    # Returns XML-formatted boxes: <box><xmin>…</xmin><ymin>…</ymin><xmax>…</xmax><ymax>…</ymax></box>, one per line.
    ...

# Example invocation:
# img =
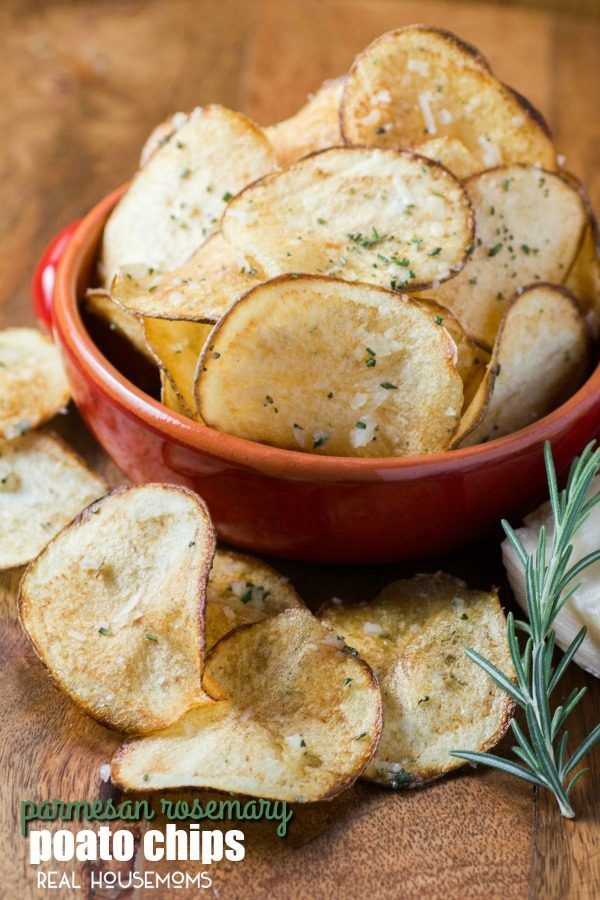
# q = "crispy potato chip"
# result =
<box><xmin>341</xmin><ymin>26</ymin><xmax>556</xmax><ymax>172</ymax></box>
<box><xmin>414</xmin><ymin>137</ymin><xmax>479</xmax><ymax>180</ymax></box>
<box><xmin>160</xmin><ymin>371</ymin><xmax>192</xmax><ymax>418</ymax></box>
<box><xmin>83</xmin><ymin>289</ymin><xmax>154</xmax><ymax>360</ymax></box>
<box><xmin>450</xmin><ymin>376</ymin><xmax>489</xmax><ymax>449</ymax></box>
<box><xmin>319</xmin><ymin>573</ymin><xmax>514</xmax><ymax>787</ymax></box>
<box><xmin>415</xmin><ymin>298</ymin><xmax>489</xmax><ymax>409</ymax></box>
<box><xmin>206</xmin><ymin>549</ymin><xmax>304</xmax><ymax>649</ymax></box>
<box><xmin>144</xmin><ymin>318</ymin><xmax>212</xmax><ymax>414</ymax></box>
<box><xmin>196</xmin><ymin>276</ymin><xmax>463</xmax><ymax>457</ymax></box>
<box><xmin>112</xmin><ymin>233</ymin><xmax>265</xmax><ymax>322</ymax></box>
<box><xmin>222</xmin><ymin>147</ymin><xmax>474</xmax><ymax>291</ymax></box>
<box><xmin>0</xmin><ymin>432</ymin><xmax>106</xmax><ymax>570</ymax></box>
<box><xmin>265</xmin><ymin>77</ymin><xmax>345</xmax><ymax>167</ymax></box>
<box><xmin>565</xmin><ymin>207</ymin><xmax>600</xmax><ymax>328</ymax></box>
<box><xmin>0</xmin><ymin>328</ymin><xmax>70</xmax><ymax>441</ymax></box>
<box><xmin>113</xmin><ymin>608</ymin><xmax>382</xmax><ymax>800</ymax></box>
<box><xmin>101</xmin><ymin>105</ymin><xmax>276</xmax><ymax>283</ymax></box>
<box><xmin>454</xmin><ymin>284</ymin><xmax>589</xmax><ymax>447</ymax></box>
<box><xmin>19</xmin><ymin>484</ymin><xmax>216</xmax><ymax>734</ymax></box>
<box><xmin>139</xmin><ymin>111</ymin><xmax>189</xmax><ymax>167</ymax></box>
<box><xmin>421</xmin><ymin>166</ymin><xmax>587</xmax><ymax>347</ymax></box>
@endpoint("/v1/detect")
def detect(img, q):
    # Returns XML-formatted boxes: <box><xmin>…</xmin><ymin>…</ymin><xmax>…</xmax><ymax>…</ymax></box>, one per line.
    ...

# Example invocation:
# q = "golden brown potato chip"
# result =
<box><xmin>0</xmin><ymin>328</ymin><xmax>70</xmax><ymax>441</ymax></box>
<box><xmin>319</xmin><ymin>573</ymin><xmax>514</xmax><ymax>788</ymax></box>
<box><xmin>454</xmin><ymin>284</ymin><xmax>589</xmax><ymax>447</ymax></box>
<box><xmin>83</xmin><ymin>289</ymin><xmax>154</xmax><ymax>361</ymax></box>
<box><xmin>341</xmin><ymin>26</ymin><xmax>556</xmax><ymax>172</ymax></box>
<box><xmin>265</xmin><ymin>77</ymin><xmax>345</xmax><ymax>167</ymax></box>
<box><xmin>101</xmin><ymin>105</ymin><xmax>276</xmax><ymax>283</ymax></box>
<box><xmin>415</xmin><ymin>298</ymin><xmax>489</xmax><ymax>410</ymax></box>
<box><xmin>222</xmin><ymin>147</ymin><xmax>474</xmax><ymax>291</ymax></box>
<box><xmin>206</xmin><ymin>549</ymin><xmax>304</xmax><ymax>649</ymax></box>
<box><xmin>160</xmin><ymin>371</ymin><xmax>192</xmax><ymax>418</ymax></box>
<box><xmin>144</xmin><ymin>318</ymin><xmax>212</xmax><ymax>415</ymax></box>
<box><xmin>113</xmin><ymin>608</ymin><xmax>382</xmax><ymax>800</ymax></box>
<box><xmin>421</xmin><ymin>166</ymin><xmax>587</xmax><ymax>347</ymax></box>
<box><xmin>565</xmin><ymin>204</ymin><xmax>600</xmax><ymax>328</ymax></box>
<box><xmin>196</xmin><ymin>276</ymin><xmax>463</xmax><ymax>457</ymax></box>
<box><xmin>19</xmin><ymin>484</ymin><xmax>216</xmax><ymax>734</ymax></box>
<box><xmin>111</xmin><ymin>233</ymin><xmax>265</xmax><ymax>322</ymax></box>
<box><xmin>414</xmin><ymin>137</ymin><xmax>479</xmax><ymax>180</ymax></box>
<box><xmin>0</xmin><ymin>432</ymin><xmax>106</xmax><ymax>570</ymax></box>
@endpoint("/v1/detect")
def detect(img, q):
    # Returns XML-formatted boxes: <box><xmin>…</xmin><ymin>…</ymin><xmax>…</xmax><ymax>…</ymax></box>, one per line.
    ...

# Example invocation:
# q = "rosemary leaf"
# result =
<box><xmin>452</xmin><ymin>441</ymin><xmax>600</xmax><ymax>818</ymax></box>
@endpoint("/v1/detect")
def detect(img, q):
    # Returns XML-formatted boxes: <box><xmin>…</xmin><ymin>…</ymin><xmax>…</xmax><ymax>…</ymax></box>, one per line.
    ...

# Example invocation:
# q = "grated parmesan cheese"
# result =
<box><xmin>418</xmin><ymin>91</ymin><xmax>437</xmax><ymax>135</ymax></box>
<box><xmin>284</xmin><ymin>733</ymin><xmax>304</xmax><ymax>751</ymax></box>
<box><xmin>363</xmin><ymin>622</ymin><xmax>384</xmax><ymax>635</ymax></box>
<box><xmin>68</xmin><ymin>629</ymin><xmax>86</xmax><ymax>642</ymax></box>
<box><xmin>477</xmin><ymin>136</ymin><xmax>502</xmax><ymax>167</ymax></box>
<box><xmin>407</xmin><ymin>58</ymin><xmax>430</xmax><ymax>77</ymax></box>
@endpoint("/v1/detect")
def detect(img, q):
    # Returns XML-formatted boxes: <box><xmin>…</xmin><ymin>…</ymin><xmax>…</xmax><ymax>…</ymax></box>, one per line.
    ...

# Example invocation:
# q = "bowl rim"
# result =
<box><xmin>53</xmin><ymin>185</ymin><xmax>600</xmax><ymax>481</ymax></box>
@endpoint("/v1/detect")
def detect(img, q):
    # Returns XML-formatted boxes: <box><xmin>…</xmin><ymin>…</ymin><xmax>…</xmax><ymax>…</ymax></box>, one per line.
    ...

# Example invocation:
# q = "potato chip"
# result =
<box><xmin>414</xmin><ymin>137</ymin><xmax>479</xmax><ymax>180</ymax></box>
<box><xmin>0</xmin><ymin>432</ymin><xmax>106</xmax><ymax>570</ymax></box>
<box><xmin>565</xmin><ymin>200</ymin><xmax>600</xmax><ymax>327</ymax></box>
<box><xmin>160</xmin><ymin>371</ymin><xmax>192</xmax><ymax>418</ymax></box>
<box><xmin>420</xmin><ymin>166</ymin><xmax>587</xmax><ymax>347</ymax></box>
<box><xmin>139</xmin><ymin>111</ymin><xmax>189</xmax><ymax>167</ymax></box>
<box><xmin>19</xmin><ymin>484</ymin><xmax>216</xmax><ymax>734</ymax></box>
<box><xmin>319</xmin><ymin>573</ymin><xmax>514</xmax><ymax>788</ymax></box>
<box><xmin>101</xmin><ymin>105</ymin><xmax>276</xmax><ymax>283</ymax></box>
<box><xmin>111</xmin><ymin>233</ymin><xmax>265</xmax><ymax>321</ymax></box>
<box><xmin>454</xmin><ymin>284</ymin><xmax>589</xmax><ymax>448</ymax></box>
<box><xmin>83</xmin><ymin>289</ymin><xmax>154</xmax><ymax>360</ymax></box>
<box><xmin>206</xmin><ymin>549</ymin><xmax>304</xmax><ymax>649</ymax></box>
<box><xmin>265</xmin><ymin>77</ymin><xmax>345</xmax><ymax>167</ymax></box>
<box><xmin>113</xmin><ymin>608</ymin><xmax>382</xmax><ymax>800</ymax></box>
<box><xmin>144</xmin><ymin>318</ymin><xmax>212</xmax><ymax>414</ymax></box>
<box><xmin>341</xmin><ymin>26</ymin><xmax>556</xmax><ymax>172</ymax></box>
<box><xmin>0</xmin><ymin>328</ymin><xmax>70</xmax><ymax>441</ymax></box>
<box><xmin>196</xmin><ymin>276</ymin><xmax>463</xmax><ymax>457</ymax></box>
<box><xmin>414</xmin><ymin>298</ymin><xmax>489</xmax><ymax>410</ymax></box>
<box><xmin>222</xmin><ymin>147</ymin><xmax>474</xmax><ymax>291</ymax></box>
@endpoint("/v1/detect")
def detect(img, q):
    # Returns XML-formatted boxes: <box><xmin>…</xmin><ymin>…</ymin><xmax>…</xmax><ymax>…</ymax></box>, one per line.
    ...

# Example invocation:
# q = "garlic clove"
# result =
<box><xmin>502</xmin><ymin>475</ymin><xmax>600</xmax><ymax>679</ymax></box>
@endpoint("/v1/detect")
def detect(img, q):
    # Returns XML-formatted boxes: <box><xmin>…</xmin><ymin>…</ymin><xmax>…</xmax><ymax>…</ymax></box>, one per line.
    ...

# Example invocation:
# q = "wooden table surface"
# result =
<box><xmin>1</xmin><ymin>1</ymin><xmax>599</xmax><ymax>898</ymax></box>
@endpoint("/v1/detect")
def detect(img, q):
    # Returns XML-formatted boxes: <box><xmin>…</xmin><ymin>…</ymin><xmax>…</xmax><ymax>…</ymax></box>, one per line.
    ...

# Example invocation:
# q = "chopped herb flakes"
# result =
<box><xmin>389</xmin><ymin>768</ymin><xmax>412</xmax><ymax>788</ymax></box>
<box><xmin>434</xmin><ymin>315</ymin><xmax>443</xmax><ymax>326</ymax></box>
<box><xmin>98</xmin><ymin>627</ymin><xmax>112</xmax><ymax>636</ymax></box>
<box><xmin>347</xmin><ymin>228</ymin><xmax>386</xmax><ymax>248</ymax></box>
<box><xmin>241</xmin><ymin>583</ymin><xmax>270</xmax><ymax>605</ymax></box>
<box><xmin>380</xmin><ymin>382</ymin><xmax>398</xmax><ymax>390</ymax></box>
<box><xmin>355</xmin><ymin>420</ymin><xmax>367</xmax><ymax>429</ymax></box>
<box><xmin>488</xmin><ymin>244</ymin><xmax>503</xmax><ymax>257</ymax></box>
<box><xmin>222</xmin><ymin>191</ymin><xmax>233</xmax><ymax>202</ymax></box>
<box><xmin>146</xmin><ymin>633</ymin><xmax>158</xmax><ymax>642</ymax></box>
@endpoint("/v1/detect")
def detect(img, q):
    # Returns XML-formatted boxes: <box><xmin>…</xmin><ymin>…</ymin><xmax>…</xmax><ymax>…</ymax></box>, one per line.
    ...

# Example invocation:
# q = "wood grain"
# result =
<box><xmin>0</xmin><ymin>1</ymin><xmax>598</xmax><ymax>898</ymax></box>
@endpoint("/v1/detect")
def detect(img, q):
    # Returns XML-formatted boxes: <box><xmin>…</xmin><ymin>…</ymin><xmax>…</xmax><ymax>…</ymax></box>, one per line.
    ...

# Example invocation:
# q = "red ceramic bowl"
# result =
<box><xmin>32</xmin><ymin>187</ymin><xmax>600</xmax><ymax>563</ymax></box>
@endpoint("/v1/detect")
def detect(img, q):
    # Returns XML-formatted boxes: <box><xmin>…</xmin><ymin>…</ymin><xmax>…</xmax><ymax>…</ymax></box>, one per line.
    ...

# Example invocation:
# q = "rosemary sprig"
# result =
<box><xmin>450</xmin><ymin>441</ymin><xmax>600</xmax><ymax>818</ymax></box>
